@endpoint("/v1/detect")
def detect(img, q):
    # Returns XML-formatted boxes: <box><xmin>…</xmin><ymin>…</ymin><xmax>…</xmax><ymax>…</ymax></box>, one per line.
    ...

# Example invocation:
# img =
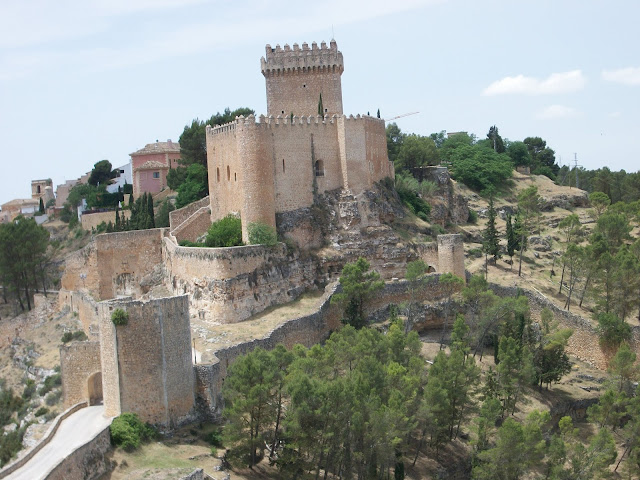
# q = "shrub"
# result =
<box><xmin>247</xmin><ymin>222</ymin><xmax>277</xmax><ymax>246</ymax></box>
<box><xmin>110</xmin><ymin>412</ymin><xmax>156</xmax><ymax>451</ymax></box>
<box><xmin>179</xmin><ymin>240</ymin><xmax>202</xmax><ymax>247</ymax></box>
<box><xmin>468</xmin><ymin>247</ymin><xmax>483</xmax><ymax>258</ymax></box>
<box><xmin>205</xmin><ymin>215</ymin><xmax>242</xmax><ymax>248</ymax></box>
<box><xmin>45</xmin><ymin>390</ymin><xmax>62</xmax><ymax>406</ymax></box>
<box><xmin>0</xmin><ymin>389</ymin><xmax>23</xmax><ymax>428</ymax></box>
<box><xmin>111</xmin><ymin>308</ymin><xmax>129</xmax><ymax>326</ymax></box>
<box><xmin>38</xmin><ymin>374</ymin><xmax>62</xmax><ymax>396</ymax></box>
<box><xmin>22</xmin><ymin>380</ymin><xmax>36</xmax><ymax>401</ymax></box>
<box><xmin>596</xmin><ymin>312</ymin><xmax>631</xmax><ymax>348</ymax></box>
<box><xmin>0</xmin><ymin>426</ymin><xmax>25</xmax><ymax>467</ymax></box>
<box><xmin>35</xmin><ymin>407</ymin><xmax>49</xmax><ymax>417</ymax></box>
<box><xmin>468</xmin><ymin>210</ymin><xmax>478</xmax><ymax>224</ymax></box>
<box><xmin>61</xmin><ymin>330</ymin><xmax>87</xmax><ymax>343</ymax></box>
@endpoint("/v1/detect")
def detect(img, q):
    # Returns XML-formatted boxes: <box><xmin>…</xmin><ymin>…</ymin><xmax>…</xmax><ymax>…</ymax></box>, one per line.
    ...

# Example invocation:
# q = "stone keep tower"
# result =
<box><xmin>261</xmin><ymin>40</ymin><xmax>344</xmax><ymax>117</ymax></box>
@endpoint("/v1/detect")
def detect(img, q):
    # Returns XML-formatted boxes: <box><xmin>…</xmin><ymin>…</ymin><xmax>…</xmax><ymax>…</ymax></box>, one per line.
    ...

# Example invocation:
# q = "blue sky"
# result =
<box><xmin>1</xmin><ymin>0</ymin><xmax>639</xmax><ymax>204</ymax></box>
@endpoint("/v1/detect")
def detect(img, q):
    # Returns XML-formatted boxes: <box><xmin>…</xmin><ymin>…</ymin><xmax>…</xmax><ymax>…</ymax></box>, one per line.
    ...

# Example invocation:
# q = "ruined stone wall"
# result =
<box><xmin>81</xmin><ymin>210</ymin><xmax>131</xmax><ymax>232</ymax></box>
<box><xmin>261</xmin><ymin>41</ymin><xmax>344</xmax><ymax>117</ymax></box>
<box><xmin>60</xmin><ymin>341</ymin><xmax>101</xmax><ymax>408</ymax></box>
<box><xmin>170</xmin><ymin>196</ymin><xmax>210</xmax><ymax>231</ymax></box>
<box><xmin>98</xmin><ymin>296</ymin><xmax>195</xmax><ymax>427</ymax></box>
<box><xmin>45</xmin><ymin>425</ymin><xmax>111</xmax><ymax>480</ymax></box>
<box><xmin>95</xmin><ymin>229</ymin><xmax>164</xmax><ymax>300</ymax></box>
<box><xmin>489</xmin><ymin>284</ymin><xmax>622</xmax><ymax>370</ymax></box>
<box><xmin>195</xmin><ymin>277</ymin><xmax>454</xmax><ymax>419</ymax></box>
<box><xmin>437</xmin><ymin>234</ymin><xmax>465</xmax><ymax>278</ymax></box>
<box><xmin>61</xmin><ymin>242</ymin><xmax>100</xmax><ymax>297</ymax></box>
<box><xmin>171</xmin><ymin>206</ymin><xmax>211</xmax><ymax>244</ymax></box>
<box><xmin>417</xmin><ymin>242</ymin><xmax>440</xmax><ymax>271</ymax></box>
<box><xmin>164</xmin><ymin>238</ymin><xmax>315</xmax><ymax>323</ymax></box>
<box><xmin>59</xmin><ymin>290</ymin><xmax>100</xmax><ymax>339</ymax></box>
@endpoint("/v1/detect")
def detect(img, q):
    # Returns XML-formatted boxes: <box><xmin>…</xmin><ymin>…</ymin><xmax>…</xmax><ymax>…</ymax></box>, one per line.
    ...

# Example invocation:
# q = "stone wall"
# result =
<box><xmin>98</xmin><ymin>296</ymin><xmax>195</xmax><ymax>427</ymax></box>
<box><xmin>59</xmin><ymin>290</ymin><xmax>100</xmax><ymax>339</ymax></box>
<box><xmin>95</xmin><ymin>229</ymin><xmax>164</xmax><ymax>300</ymax></box>
<box><xmin>488</xmin><ymin>284</ymin><xmax>636</xmax><ymax>370</ymax></box>
<box><xmin>61</xmin><ymin>242</ymin><xmax>100</xmax><ymax>297</ymax></box>
<box><xmin>60</xmin><ymin>341</ymin><xmax>102</xmax><ymax>408</ymax></box>
<box><xmin>170</xmin><ymin>196</ymin><xmax>210</xmax><ymax>232</ymax></box>
<box><xmin>164</xmin><ymin>238</ymin><xmax>315</xmax><ymax>323</ymax></box>
<box><xmin>171</xmin><ymin>206</ymin><xmax>211</xmax><ymax>244</ymax></box>
<box><xmin>81</xmin><ymin>210</ymin><xmax>131</xmax><ymax>232</ymax></box>
<box><xmin>44</xmin><ymin>425</ymin><xmax>111</xmax><ymax>480</ymax></box>
<box><xmin>195</xmin><ymin>276</ymin><xmax>453</xmax><ymax>419</ymax></box>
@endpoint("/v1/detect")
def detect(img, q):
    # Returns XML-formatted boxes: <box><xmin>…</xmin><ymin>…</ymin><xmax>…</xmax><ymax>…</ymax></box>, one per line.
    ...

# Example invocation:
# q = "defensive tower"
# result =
<box><xmin>261</xmin><ymin>40</ymin><xmax>344</xmax><ymax>117</ymax></box>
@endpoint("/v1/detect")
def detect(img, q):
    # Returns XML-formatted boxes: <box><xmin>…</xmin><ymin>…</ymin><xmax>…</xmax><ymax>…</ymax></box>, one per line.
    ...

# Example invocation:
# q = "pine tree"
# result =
<box><xmin>506</xmin><ymin>213</ymin><xmax>518</xmax><ymax>270</ymax></box>
<box><xmin>482</xmin><ymin>196</ymin><xmax>501</xmax><ymax>277</ymax></box>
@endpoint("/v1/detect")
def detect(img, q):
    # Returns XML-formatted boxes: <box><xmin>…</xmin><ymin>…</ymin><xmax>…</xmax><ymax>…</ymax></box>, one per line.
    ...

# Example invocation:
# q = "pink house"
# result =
<box><xmin>130</xmin><ymin>140</ymin><xmax>181</xmax><ymax>198</ymax></box>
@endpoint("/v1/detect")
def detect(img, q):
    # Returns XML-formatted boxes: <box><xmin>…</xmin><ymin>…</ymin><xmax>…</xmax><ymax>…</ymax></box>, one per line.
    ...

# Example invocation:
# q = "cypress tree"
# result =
<box><xmin>38</xmin><ymin>197</ymin><xmax>44</xmax><ymax>214</ymax></box>
<box><xmin>318</xmin><ymin>93</ymin><xmax>324</xmax><ymax>116</ymax></box>
<box><xmin>377</xmin><ymin>108</ymin><xmax>381</xmax><ymax>119</ymax></box>
<box><xmin>482</xmin><ymin>196</ymin><xmax>501</xmax><ymax>278</ymax></box>
<box><xmin>506</xmin><ymin>213</ymin><xmax>518</xmax><ymax>269</ymax></box>
<box><xmin>115</xmin><ymin>204</ymin><xmax>121</xmax><ymax>231</ymax></box>
<box><xmin>147</xmin><ymin>193</ymin><xmax>155</xmax><ymax>228</ymax></box>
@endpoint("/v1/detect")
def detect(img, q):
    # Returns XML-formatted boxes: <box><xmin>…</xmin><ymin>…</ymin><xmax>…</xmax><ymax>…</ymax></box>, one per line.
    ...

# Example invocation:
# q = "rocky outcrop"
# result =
<box><xmin>539</xmin><ymin>190</ymin><xmax>589</xmax><ymax>211</ymax></box>
<box><xmin>411</xmin><ymin>166</ymin><xmax>470</xmax><ymax>226</ymax></box>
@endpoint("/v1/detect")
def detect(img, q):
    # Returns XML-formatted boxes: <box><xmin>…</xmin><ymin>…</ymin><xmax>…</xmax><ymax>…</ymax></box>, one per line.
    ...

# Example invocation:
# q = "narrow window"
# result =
<box><xmin>227</xmin><ymin>165</ymin><xmax>230</xmax><ymax>181</ymax></box>
<box><xmin>216</xmin><ymin>167</ymin><xmax>220</xmax><ymax>182</ymax></box>
<box><xmin>234</xmin><ymin>172</ymin><xmax>237</xmax><ymax>182</ymax></box>
<box><xmin>315</xmin><ymin>160</ymin><xmax>324</xmax><ymax>177</ymax></box>
<box><xmin>153</xmin><ymin>171</ymin><xmax>160</xmax><ymax>179</ymax></box>
<box><xmin>282</xmin><ymin>159</ymin><xmax>285</xmax><ymax>173</ymax></box>
<box><xmin>37</xmin><ymin>185</ymin><xmax>41</xmax><ymax>193</ymax></box>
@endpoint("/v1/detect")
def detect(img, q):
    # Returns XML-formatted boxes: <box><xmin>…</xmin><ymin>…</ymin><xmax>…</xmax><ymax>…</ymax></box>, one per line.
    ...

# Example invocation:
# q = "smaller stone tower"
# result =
<box><xmin>437</xmin><ymin>234</ymin><xmax>466</xmax><ymax>279</ymax></box>
<box><xmin>261</xmin><ymin>40</ymin><xmax>344</xmax><ymax>117</ymax></box>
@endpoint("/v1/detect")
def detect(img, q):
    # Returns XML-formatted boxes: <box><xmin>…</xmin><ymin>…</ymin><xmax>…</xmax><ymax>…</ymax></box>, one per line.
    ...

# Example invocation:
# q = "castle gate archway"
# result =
<box><xmin>87</xmin><ymin>372</ymin><xmax>103</xmax><ymax>406</ymax></box>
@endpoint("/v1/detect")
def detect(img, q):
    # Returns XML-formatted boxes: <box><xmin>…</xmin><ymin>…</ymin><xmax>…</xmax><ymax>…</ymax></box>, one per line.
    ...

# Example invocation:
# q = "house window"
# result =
<box><xmin>153</xmin><ymin>172</ymin><xmax>160</xmax><ymax>179</ymax></box>
<box><xmin>315</xmin><ymin>160</ymin><xmax>324</xmax><ymax>177</ymax></box>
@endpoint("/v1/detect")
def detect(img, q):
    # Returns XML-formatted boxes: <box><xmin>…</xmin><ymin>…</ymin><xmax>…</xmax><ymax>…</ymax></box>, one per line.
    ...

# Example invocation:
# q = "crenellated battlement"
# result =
<box><xmin>261</xmin><ymin>39</ymin><xmax>343</xmax><ymax>76</ymax></box>
<box><xmin>207</xmin><ymin>113</ymin><xmax>385</xmax><ymax>137</ymax></box>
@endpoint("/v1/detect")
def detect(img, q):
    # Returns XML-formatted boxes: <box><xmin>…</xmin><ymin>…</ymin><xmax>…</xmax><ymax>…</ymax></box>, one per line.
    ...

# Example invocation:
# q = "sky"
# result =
<box><xmin>1</xmin><ymin>0</ymin><xmax>639</xmax><ymax>205</ymax></box>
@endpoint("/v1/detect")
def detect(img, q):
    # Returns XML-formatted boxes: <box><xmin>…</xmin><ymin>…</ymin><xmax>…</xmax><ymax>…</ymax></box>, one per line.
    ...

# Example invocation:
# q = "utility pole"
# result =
<box><xmin>574</xmin><ymin>153</ymin><xmax>580</xmax><ymax>190</ymax></box>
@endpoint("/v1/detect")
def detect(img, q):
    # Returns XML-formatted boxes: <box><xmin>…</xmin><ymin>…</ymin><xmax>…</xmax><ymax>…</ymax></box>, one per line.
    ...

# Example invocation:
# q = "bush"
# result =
<box><xmin>45</xmin><ymin>390</ymin><xmax>62</xmax><ymax>406</ymax></box>
<box><xmin>22</xmin><ymin>380</ymin><xmax>36</xmax><ymax>401</ymax></box>
<box><xmin>111</xmin><ymin>308</ymin><xmax>129</xmax><ymax>326</ymax></box>
<box><xmin>61</xmin><ymin>330</ymin><xmax>87</xmax><ymax>343</ymax></box>
<box><xmin>596</xmin><ymin>312</ymin><xmax>631</xmax><ymax>348</ymax></box>
<box><xmin>247</xmin><ymin>222</ymin><xmax>277</xmax><ymax>246</ymax></box>
<box><xmin>468</xmin><ymin>210</ymin><xmax>478</xmax><ymax>224</ymax></box>
<box><xmin>35</xmin><ymin>407</ymin><xmax>49</xmax><ymax>417</ymax></box>
<box><xmin>205</xmin><ymin>215</ymin><xmax>242</xmax><ymax>248</ymax></box>
<box><xmin>468</xmin><ymin>247</ymin><xmax>483</xmax><ymax>258</ymax></box>
<box><xmin>38</xmin><ymin>374</ymin><xmax>62</xmax><ymax>396</ymax></box>
<box><xmin>110</xmin><ymin>412</ymin><xmax>156</xmax><ymax>451</ymax></box>
<box><xmin>0</xmin><ymin>426</ymin><xmax>25</xmax><ymax>467</ymax></box>
<box><xmin>0</xmin><ymin>389</ymin><xmax>23</xmax><ymax>428</ymax></box>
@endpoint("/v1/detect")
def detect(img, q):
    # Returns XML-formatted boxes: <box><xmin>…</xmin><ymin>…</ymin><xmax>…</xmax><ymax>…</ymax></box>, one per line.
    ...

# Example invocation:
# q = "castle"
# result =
<box><xmin>56</xmin><ymin>41</ymin><xmax>465</xmax><ymax>429</ymax></box>
<box><xmin>206</xmin><ymin>40</ymin><xmax>393</xmax><ymax>244</ymax></box>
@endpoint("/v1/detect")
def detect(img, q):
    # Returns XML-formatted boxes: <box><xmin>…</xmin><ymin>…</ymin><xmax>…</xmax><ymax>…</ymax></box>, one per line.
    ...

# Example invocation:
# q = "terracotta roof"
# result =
<box><xmin>1</xmin><ymin>198</ymin><xmax>39</xmax><ymax>208</ymax></box>
<box><xmin>130</xmin><ymin>141</ymin><xmax>180</xmax><ymax>156</ymax></box>
<box><xmin>134</xmin><ymin>160</ymin><xmax>168</xmax><ymax>171</ymax></box>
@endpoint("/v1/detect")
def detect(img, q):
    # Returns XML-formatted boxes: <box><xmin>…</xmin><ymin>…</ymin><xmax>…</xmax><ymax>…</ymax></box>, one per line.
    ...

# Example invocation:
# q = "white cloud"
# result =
<box><xmin>602</xmin><ymin>67</ymin><xmax>640</xmax><ymax>86</ymax></box>
<box><xmin>536</xmin><ymin>105</ymin><xmax>578</xmax><ymax>120</ymax></box>
<box><xmin>483</xmin><ymin>70</ymin><xmax>586</xmax><ymax>96</ymax></box>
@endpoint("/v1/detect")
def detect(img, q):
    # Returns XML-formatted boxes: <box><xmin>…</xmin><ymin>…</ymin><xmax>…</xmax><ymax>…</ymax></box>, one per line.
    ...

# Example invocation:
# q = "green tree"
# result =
<box><xmin>317</xmin><ymin>93</ymin><xmax>324</xmax><ymax>116</ymax></box>
<box><xmin>386</xmin><ymin>123</ymin><xmax>405</xmax><ymax>164</ymax></box>
<box><xmin>523</xmin><ymin>136</ymin><xmax>558</xmax><ymax>176</ymax></box>
<box><xmin>331</xmin><ymin>258</ymin><xmax>384</xmax><ymax>329</ymax></box>
<box><xmin>404</xmin><ymin>259</ymin><xmax>429</xmax><ymax>331</ymax></box>
<box><xmin>88</xmin><ymin>159</ymin><xmax>115</xmax><ymax>186</ymax></box>
<box><xmin>395</xmin><ymin>134</ymin><xmax>439</xmax><ymax>172</ymax></box>
<box><xmin>38</xmin><ymin>197</ymin><xmax>44</xmax><ymax>214</ymax></box>
<box><xmin>449</xmin><ymin>145</ymin><xmax>513</xmax><ymax>193</ymax></box>
<box><xmin>516</xmin><ymin>185</ymin><xmax>540</xmax><ymax>276</ymax></box>
<box><xmin>0</xmin><ymin>216</ymin><xmax>50</xmax><ymax>310</ymax></box>
<box><xmin>486</xmin><ymin>125</ymin><xmax>505</xmax><ymax>153</ymax></box>
<box><xmin>205</xmin><ymin>215</ymin><xmax>242</xmax><ymax>248</ymax></box>
<box><xmin>506</xmin><ymin>141</ymin><xmax>531</xmax><ymax>167</ymax></box>
<box><xmin>596</xmin><ymin>311</ymin><xmax>631</xmax><ymax>348</ymax></box>
<box><xmin>155</xmin><ymin>199</ymin><xmax>175</xmax><ymax>228</ymax></box>
<box><xmin>247</xmin><ymin>222</ymin><xmax>277</xmax><ymax>246</ymax></box>
<box><xmin>532</xmin><ymin>308</ymin><xmax>573</xmax><ymax>389</ymax></box>
<box><xmin>438</xmin><ymin>273</ymin><xmax>465</xmax><ymax>349</ymax></box>
<box><xmin>505</xmin><ymin>213</ymin><xmax>518</xmax><ymax>269</ymax></box>
<box><xmin>589</xmin><ymin>191</ymin><xmax>611</xmax><ymax>219</ymax></box>
<box><xmin>557</xmin><ymin>214</ymin><xmax>583</xmax><ymax>295</ymax></box>
<box><xmin>176</xmin><ymin>164</ymin><xmax>209</xmax><ymax>208</ymax></box>
<box><xmin>482</xmin><ymin>196</ymin><xmax>501</xmax><ymax>274</ymax></box>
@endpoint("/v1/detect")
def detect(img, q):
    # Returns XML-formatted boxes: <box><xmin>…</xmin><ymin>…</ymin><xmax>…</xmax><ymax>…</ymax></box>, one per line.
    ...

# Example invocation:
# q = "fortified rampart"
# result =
<box><xmin>97</xmin><ymin>295</ymin><xmax>195</xmax><ymax>426</ymax></box>
<box><xmin>60</xmin><ymin>341</ymin><xmax>102</xmax><ymax>408</ymax></box>
<box><xmin>163</xmin><ymin>238</ymin><xmax>316</xmax><ymax>323</ymax></box>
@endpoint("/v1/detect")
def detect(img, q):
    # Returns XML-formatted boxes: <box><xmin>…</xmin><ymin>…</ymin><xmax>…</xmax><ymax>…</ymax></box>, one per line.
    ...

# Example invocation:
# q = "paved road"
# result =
<box><xmin>5</xmin><ymin>405</ymin><xmax>112</xmax><ymax>480</ymax></box>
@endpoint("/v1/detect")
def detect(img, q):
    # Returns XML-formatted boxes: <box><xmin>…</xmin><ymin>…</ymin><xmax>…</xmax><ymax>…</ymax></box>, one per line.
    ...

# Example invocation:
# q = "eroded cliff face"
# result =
<box><xmin>411</xmin><ymin>166</ymin><xmax>469</xmax><ymax>226</ymax></box>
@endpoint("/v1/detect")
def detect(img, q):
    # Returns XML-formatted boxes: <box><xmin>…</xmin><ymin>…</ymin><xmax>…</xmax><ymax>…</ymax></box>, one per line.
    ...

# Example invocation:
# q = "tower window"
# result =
<box><xmin>282</xmin><ymin>159</ymin><xmax>285</xmax><ymax>173</ymax></box>
<box><xmin>324</xmin><ymin>108</ymin><xmax>328</xmax><ymax>113</ymax></box>
<box><xmin>227</xmin><ymin>165</ymin><xmax>230</xmax><ymax>181</ymax></box>
<box><xmin>303</xmin><ymin>84</ymin><xmax>306</xmax><ymax>88</ymax></box>
<box><xmin>216</xmin><ymin>168</ymin><xmax>220</xmax><ymax>182</ymax></box>
<box><xmin>282</xmin><ymin>110</ymin><xmax>285</xmax><ymax>114</ymax></box>
<box><xmin>234</xmin><ymin>172</ymin><xmax>237</xmax><ymax>181</ymax></box>
<box><xmin>315</xmin><ymin>160</ymin><xmax>324</xmax><ymax>177</ymax></box>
